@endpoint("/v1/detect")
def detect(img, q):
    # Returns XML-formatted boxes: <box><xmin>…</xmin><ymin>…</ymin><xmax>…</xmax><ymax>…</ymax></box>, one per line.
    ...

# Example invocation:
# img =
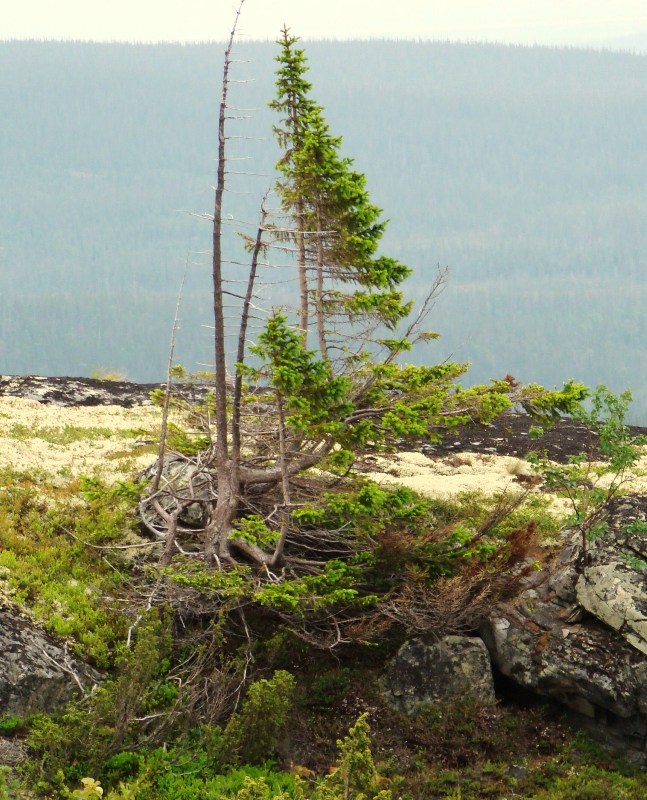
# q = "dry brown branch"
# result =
<box><xmin>378</xmin><ymin>569</ymin><xmax>500</xmax><ymax>638</ymax></box>
<box><xmin>377</xmin><ymin>523</ymin><xmax>538</xmax><ymax>638</ymax></box>
<box><xmin>152</xmin><ymin>255</ymin><xmax>190</xmax><ymax>495</ymax></box>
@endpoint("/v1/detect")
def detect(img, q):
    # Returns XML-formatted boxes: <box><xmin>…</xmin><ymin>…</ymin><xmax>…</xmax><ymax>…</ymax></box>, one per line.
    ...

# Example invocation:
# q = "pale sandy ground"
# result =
<box><xmin>2</xmin><ymin>398</ymin><xmax>647</xmax><ymax>510</ymax></box>
<box><xmin>0</xmin><ymin>397</ymin><xmax>163</xmax><ymax>482</ymax></box>
<box><xmin>362</xmin><ymin>450</ymin><xmax>572</xmax><ymax>516</ymax></box>
<box><xmin>362</xmin><ymin>449</ymin><xmax>647</xmax><ymax>512</ymax></box>
<box><xmin>363</xmin><ymin>451</ymin><xmax>534</xmax><ymax>498</ymax></box>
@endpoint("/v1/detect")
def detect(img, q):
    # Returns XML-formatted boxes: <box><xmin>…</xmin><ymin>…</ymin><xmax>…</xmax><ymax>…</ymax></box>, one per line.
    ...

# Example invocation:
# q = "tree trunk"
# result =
<box><xmin>207</xmin><ymin>2</ymin><xmax>245</xmax><ymax>565</ymax></box>
<box><xmin>204</xmin><ymin>467</ymin><xmax>237</xmax><ymax>565</ymax></box>
<box><xmin>315</xmin><ymin>207</ymin><xmax>328</xmax><ymax>361</ymax></box>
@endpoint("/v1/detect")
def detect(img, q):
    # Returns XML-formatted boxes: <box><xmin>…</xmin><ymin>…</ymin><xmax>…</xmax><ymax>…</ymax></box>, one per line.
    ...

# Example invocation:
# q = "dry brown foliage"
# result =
<box><xmin>376</xmin><ymin>523</ymin><xmax>538</xmax><ymax>638</ymax></box>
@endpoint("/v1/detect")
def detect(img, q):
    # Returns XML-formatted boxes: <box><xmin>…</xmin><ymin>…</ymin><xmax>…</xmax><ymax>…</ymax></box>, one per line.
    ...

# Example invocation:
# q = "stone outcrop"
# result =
<box><xmin>0</xmin><ymin>375</ymin><xmax>159</xmax><ymax>407</ymax></box>
<box><xmin>420</xmin><ymin>411</ymin><xmax>647</xmax><ymax>462</ymax></box>
<box><xmin>574</xmin><ymin>495</ymin><xmax>647</xmax><ymax>656</ymax></box>
<box><xmin>481</xmin><ymin>495</ymin><xmax>647</xmax><ymax>761</ymax></box>
<box><xmin>0</xmin><ymin>375</ymin><xmax>212</xmax><ymax>408</ymax></box>
<box><xmin>383</xmin><ymin>498</ymin><xmax>647</xmax><ymax>761</ymax></box>
<box><xmin>382</xmin><ymin>635</ymin><xmax>496</xmax><ymax>714</ymax></box>
<box><xmin>0</xmin><ymin>609</ymin><xmax>101</xmax><ymax>716</ymax></box>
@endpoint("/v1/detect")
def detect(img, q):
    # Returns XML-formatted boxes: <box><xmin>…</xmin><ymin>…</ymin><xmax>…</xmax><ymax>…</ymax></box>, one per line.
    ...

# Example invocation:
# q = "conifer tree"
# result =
<box><xmin>143</xmin><ymin>11</ymin><xmax>587</xmax><ymax>588</ymax></box>
<box><xmin>271</xmin><ymin>29</ymin><xmax>411</xmax><ymax>361</ymax></box>
<box><xmin>269</xmin><ymin>27</ymin><xmax>316</xmax><ymax>335</ymax></box>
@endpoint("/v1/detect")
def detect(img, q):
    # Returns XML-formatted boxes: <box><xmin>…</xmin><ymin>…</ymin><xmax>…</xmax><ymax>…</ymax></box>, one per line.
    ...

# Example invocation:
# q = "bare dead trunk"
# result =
<box><xmin>212</xmin><ymin>18</ymin><xmax>240</xmax><ymax>466</ymax></box>
<box><xmin>204</xmin><ymin>473</ymin><xmax>237</xmax><ymax>566</ymax></box>
<box><xmin>286</xmin><ymin>73</ymin><xmax>310</xmax><ymax>340</ymax></box>
<box><xmin>296</xmin><ymin>197</ymin><xmax>308</xmax><ymax>338</ymax></box>
<box><xmin>160</xmin><ymin>512</ymin><xmax>180</xmax><ymax>567</ymax></box>
<box><xmin>152</xmin><ymin>498</ymin><xmax>180</xmax><ymax>567</ymax></box>
<box><xmin>315</xmin><ymin>207</ymin><xmax>328</xmax><ymax>361</ymax></box>
<box><xmin>269</xmin><ymin>392</ymin><xmax>292</xmax><ymax>567</ymax></box>
<box><xmin>207</xmin><ymin>2</ymin><xmax>245</xmax><ymax>564</ymax></box>
<box><xmin>232</xmin><ymin>201</ymin><xmax>268</xmax><ymax>464</ymax></box>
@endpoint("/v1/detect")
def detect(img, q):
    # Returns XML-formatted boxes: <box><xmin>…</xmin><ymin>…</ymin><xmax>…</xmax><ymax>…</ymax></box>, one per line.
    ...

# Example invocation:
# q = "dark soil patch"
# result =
<box><xmin>420</xmin><ymin>412</ymin><xmax>647</xmax><ymax>465</ymax></box>
<box><xmin>0</xmin><ymin>375</ymin><xmax>210</xmax><ymax>408</ymax></box>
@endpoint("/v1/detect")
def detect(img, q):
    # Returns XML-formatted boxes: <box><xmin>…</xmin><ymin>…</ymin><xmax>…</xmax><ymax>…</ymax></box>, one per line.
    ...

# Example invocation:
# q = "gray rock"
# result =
<box><xmin>0</xmin><ymin>375</ymin><xmax>158</xmax><ymax>407</ymax></box>
<box><xmin>0</xmin><ymin>609</ymin><xmax>101</xmax><ymax>716</ymax></box>
<box><xmin>382</xmin><ymin>635</ymin><xmax>495</xmax><ymax>714</ymax></box>
<box><xmin>575</xmin><ymin>495</ymin><xmax>647</xmax><ymax>655</ymax></box>
<box><xmin>481</xmin><ymin>497</ymin><xmax>647</xmax><ymax>761</ymax></box>
<box><xmin>482</xmin><ymin>602</ymin><xmax>646</xmax><ymax>719</ymax></box>
<box><xmin>0</xmin><ymin>375</ymin><xmax>213</xmax><ymax>408</ymax></box>
<box><xmin>140</xmin><ymin>454</ymin><xmax>217</xmax><ymax>537</ymax></box>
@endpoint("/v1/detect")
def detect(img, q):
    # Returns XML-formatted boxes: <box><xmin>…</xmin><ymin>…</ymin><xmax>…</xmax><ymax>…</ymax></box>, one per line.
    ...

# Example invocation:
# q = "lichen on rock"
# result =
<box><xmin>382</xmin><ymin>635</ymin><xmax>496</xmax><ymax>714</ymax></box>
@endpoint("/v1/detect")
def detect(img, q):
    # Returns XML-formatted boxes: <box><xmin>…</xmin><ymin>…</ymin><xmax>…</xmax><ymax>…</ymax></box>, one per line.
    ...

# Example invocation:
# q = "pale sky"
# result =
<box><xmin>3</xmin><ymin>0</ymin><xmax>647</xmax><ymax>48</ymax></box>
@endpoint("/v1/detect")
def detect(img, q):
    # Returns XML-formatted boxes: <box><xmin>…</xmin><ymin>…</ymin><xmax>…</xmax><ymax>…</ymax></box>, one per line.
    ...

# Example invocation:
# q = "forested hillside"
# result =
<box><xmin>1</xmin><ymin>40</ymin><xmax>646</xmax><ymax>417</ymax></box>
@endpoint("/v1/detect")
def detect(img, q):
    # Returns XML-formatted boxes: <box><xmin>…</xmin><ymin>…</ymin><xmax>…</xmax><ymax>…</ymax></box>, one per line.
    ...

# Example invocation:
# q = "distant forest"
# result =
<box><xmin>1</xmin><ymin>40</ymin><xmax>647</xmax><ymax>419</ymax></box>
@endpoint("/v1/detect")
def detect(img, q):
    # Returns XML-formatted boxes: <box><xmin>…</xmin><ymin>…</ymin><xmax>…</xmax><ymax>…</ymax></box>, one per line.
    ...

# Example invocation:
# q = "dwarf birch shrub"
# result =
<box><xmin>528</xmin><ymin>385</ymin><xmax>646</xmax><ymax>564</ymax></box>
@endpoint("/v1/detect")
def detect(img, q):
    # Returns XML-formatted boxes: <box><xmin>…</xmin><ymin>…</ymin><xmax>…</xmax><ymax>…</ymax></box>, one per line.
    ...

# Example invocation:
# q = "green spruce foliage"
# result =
<box><xmin>223</xmin><ymin>671</ymin><xmax>296</xmax><ymax>766</ymax></box>
<box><xmin>313</xmin><ymin>714</ymin><xmax>391</xmax><ymax>800</ymax></box>
<box><xmin>271</xmin><ymin>27</ymin><xmax>411</xmax><ymax>358</ymax></box>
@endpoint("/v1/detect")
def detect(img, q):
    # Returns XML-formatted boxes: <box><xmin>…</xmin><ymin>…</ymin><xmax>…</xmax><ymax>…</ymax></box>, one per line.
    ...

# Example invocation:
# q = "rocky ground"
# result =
<box><xmin>4</xmin><ymin>375</ymin><xmax>646</xmax><ymax>463</ymax></box>
<box><xmin>3</xmin><ymin>376</ymin><xmax>647</xmax><ymax>501</ymax></box>
<box><xmin>364</xmin><ymin>411</ymin><xmax>647</xmax><ymax>504</ymax></box>
<box><xmin>1</xmin><ymin>377</ymin><xmax>646</xmax><ymax>780</ymax></box>
<box><xmin>0</xmin><ymin>375</ymin><xmax>208</xmax><ymax>407</ymax></box>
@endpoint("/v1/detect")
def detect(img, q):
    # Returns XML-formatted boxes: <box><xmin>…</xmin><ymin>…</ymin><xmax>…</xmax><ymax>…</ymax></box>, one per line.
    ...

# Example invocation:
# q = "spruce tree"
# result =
<box><xmin>143</xmin><ymin>14</ymin><xmax>587</xmax><ymax>587</ymax></box>
<box><xmin>269</xmin><ymin>27</ymin><xmax>316</xmax><ymax>335</ymax></box>
<box><xmin>271</xmin><ymin>29</ymin><xmax>411</xmax><ymax>362</ymax></box>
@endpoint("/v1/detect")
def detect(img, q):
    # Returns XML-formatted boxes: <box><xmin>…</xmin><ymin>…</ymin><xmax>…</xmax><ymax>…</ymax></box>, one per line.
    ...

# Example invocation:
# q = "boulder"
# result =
<box><xmin>481</xmin><ymin>496</ymin><xmax>647</xmax><ymax>761</ymax></box>
<box><xmin>0</xmin><ymin>609</ymin><xmax>101</xmax><ymax>716</ymax></box>
<box><xmin>575</xmin><ymin>495</ymin><xmax>647</xmax><ymax>656</ymax></box>
<box><xmin>140</xmin><ymin>454</ymin><xmax>217</xmax><ymax>538</ymax></box>
<box><xmin>382</xmin><ymin>635</ymin><xmax>496</xmax><ymax>714</ymax></box>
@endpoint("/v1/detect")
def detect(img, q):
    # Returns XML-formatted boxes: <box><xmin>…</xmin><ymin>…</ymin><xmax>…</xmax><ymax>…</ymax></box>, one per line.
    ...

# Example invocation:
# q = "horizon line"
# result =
<box><xmin>1</xmin><ymin>35</ymin><xmax>646</xmax><ymax>56</ymax></box>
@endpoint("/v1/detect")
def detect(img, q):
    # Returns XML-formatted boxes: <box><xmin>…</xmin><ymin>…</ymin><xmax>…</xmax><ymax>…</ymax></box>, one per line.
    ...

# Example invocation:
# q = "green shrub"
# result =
<box><xmin>26</xmin><ymin>612</ymin><xmax>172</xmax><ymax>790</ymax></box>
<box><xmin>68</xmin><ymin>761</ymin><xmax>298</xmax><ymax>800</ymax></box>
<box><xmin>527</xmin><ymin>764</ymin><xmax>647</xmax><ymax>800</ymax></box>
<box><xmin>100</xmin><ymin>752</ymin><xmax>142</xmax><ymax>784</ymax></box>
<box><xmin>309</xmin><ymin>670</ymin><xmax>350</xmax><ymax>708</ymax></box>
<box><xmin>0</xmin><ymin>715</ymin><xmax>24</xmax><ymax>736</ymax></box>
<box><xmin>223</xmin><ymin>671</ymin><xmax>296</xmax><ymax>766</ymax></box>
<box><xmin>528</xmin><ymin>385</ymin><xmax>646</xmax><ymax>562</ymax></box>
<box><xmin>0</xmin><ymin>469</ymin><xmax>132</xmax><ymax>666</ymax></box>
<box><xmin>314</xmin><ymin>713</ymin><xmax>391</xmax><ymax>800</ymax></box>
<box><xmin>206</xmin><ymin>766</ymin><xmax>297</xmax><ymax>800</ymax></box>
<box><xmin>0</xmin><ymin>766</ymin><xmax>33</xmax><ymax>800</ymax></box>
<box><xmin>70</xmin><ymin>777</ymin><xmax>105</xmax><ymax>799</ymax></box>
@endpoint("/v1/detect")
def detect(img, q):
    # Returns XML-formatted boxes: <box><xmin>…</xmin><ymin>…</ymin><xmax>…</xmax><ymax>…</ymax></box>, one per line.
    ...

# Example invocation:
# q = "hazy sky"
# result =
<box><xmin>3</xmin><ymin>0</ymin><xmax>647</xmax><ymax>47</ymax></box>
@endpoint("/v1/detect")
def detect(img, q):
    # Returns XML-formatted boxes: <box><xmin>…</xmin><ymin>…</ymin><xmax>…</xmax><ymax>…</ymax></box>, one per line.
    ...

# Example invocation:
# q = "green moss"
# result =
<box><xmin>8</xmin><ymin>423</ymin><xmax>136</xmax><ymax>445</ymax></box>
<box><xmin>0</xmin><ymin>468</ymin><xmax>132</xmax><ymax>666</ymax></box>
<box><xmin>0</xmin><ymin>715</ymin><xmax>24</xmax><ymax>736</ymax></box>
